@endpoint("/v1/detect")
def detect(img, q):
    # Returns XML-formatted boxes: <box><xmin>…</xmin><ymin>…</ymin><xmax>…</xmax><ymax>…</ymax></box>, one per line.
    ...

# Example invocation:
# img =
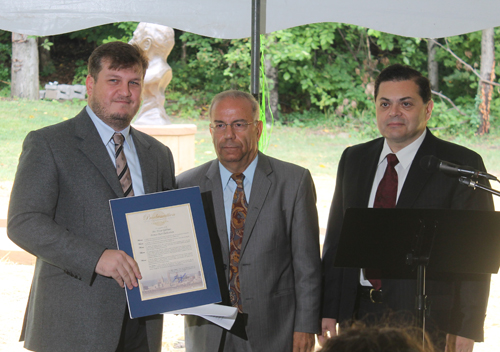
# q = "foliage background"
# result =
<box><xmin>1</xmin><ymin>23</ymin><xmax>500</xmax><ymax>137</ymax></box>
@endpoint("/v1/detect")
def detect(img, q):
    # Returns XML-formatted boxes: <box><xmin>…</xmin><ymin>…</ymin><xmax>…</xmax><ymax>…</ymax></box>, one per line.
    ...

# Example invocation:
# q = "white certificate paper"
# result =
<box><xmin>125</xmin><ymin>203</ymin><xmax>206</xmax><ymax>301</ymax></box>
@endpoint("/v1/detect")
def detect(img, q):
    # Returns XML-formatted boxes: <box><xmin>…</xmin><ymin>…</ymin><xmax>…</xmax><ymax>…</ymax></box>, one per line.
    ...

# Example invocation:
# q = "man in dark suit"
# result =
<box><xmin>8</xmin><ymin>42</ymin><xmax>176</xmax><ymax>352</ymax></box>
<box><xmin>177</xmin><ymin>90</ymin><xmax>322</xmax><ymax>352</ymax></box>
<box><xmin>320</xmin><ymin>64</ymin><xmax>494</xmax><ymax>352</ymax></box>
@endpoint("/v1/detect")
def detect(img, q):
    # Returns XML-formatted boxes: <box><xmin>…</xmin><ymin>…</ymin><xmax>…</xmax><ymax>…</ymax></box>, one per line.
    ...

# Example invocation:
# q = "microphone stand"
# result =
<box><xmin>459</xmin><ymin>176</ymin><xmax>500</xmax><ymax>197</ymax></box>
<box><xmin>405</xmin><ymin>219</ymin><xmax>437</xmax><ymax>347</ymax></box>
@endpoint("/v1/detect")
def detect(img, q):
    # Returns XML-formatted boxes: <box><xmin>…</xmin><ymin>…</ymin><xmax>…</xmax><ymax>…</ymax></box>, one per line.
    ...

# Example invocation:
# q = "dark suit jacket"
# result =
<box><xmin>322</xmin><ymin>129</ymin><xmax>494</xmax><ymax>341</ymax></box>
<box><xmin>177</xmin><ymin>152</ymin><xmax>322</xmax><ymax>352</ymax></box>
<box><xmin>7</xmin><ymin>109</ymin><xmax>176</xmax><ymax>352</ymax></box>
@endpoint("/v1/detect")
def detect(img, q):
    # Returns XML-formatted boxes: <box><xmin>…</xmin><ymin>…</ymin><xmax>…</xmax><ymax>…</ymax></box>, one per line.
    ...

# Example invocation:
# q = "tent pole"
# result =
<box><xmin>251</xmin><ymin>0</ymin><xmax>261</xmax><ymax>102</ymax></box>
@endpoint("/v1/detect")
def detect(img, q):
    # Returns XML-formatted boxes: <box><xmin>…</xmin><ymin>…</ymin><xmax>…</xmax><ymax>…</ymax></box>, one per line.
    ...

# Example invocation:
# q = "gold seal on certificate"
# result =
<box><xmin>126</xmin><ymin>203</ymin><xmax>206</xmax><ymax>301</ymax></box>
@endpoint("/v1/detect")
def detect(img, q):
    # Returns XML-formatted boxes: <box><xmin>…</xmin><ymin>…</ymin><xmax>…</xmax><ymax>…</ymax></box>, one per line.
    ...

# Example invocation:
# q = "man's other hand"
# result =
<box><xmin>317</xmin><ymin>318</ymin><xmax>337</xmax><ymax>346</ymax></box>
<box><xmin>293</xmin><ymin>331</ymin><xmax>315</xmax><ymax>352</ymax></box>
<box><xmin>445</xmin><ymin>334</ymin><xmax>474</xmax><ymax>352</ymax></box>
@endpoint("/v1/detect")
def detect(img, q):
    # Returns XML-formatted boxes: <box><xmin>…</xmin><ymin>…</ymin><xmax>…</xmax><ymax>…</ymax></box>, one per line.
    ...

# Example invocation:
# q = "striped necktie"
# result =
<box><xmin>113</xmin><ymin>133</ymin><xmax>134</xmax><ymax>197</ymax></box>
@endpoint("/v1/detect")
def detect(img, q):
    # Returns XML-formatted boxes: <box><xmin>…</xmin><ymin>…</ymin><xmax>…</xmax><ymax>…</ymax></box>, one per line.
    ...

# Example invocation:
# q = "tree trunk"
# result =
<box><xmin>181</xmin><ymin>41</ymin><xmax>187</xmax><ymax>65</ymax></box>
<box><xmin>477</xmin><ymin>28</ymin><xmax>495</xmax><ymax>135</ymax></box>
<box><xmin>427</xmin><ymin>39</ymin><xmax>439</xmax><ymax>91</ymax></box>
<box><xmin>11</xmin><ymin>33</ymin><xmax>39</xmax><ymax>100</ymax></box>
<box><xmin>264</xmin><ymin>52</ymin><xmax>279</xmax><ymax>122</ymax></box>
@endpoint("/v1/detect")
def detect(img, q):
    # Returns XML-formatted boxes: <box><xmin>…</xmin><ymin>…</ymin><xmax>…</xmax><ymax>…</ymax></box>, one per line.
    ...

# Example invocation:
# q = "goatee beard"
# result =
<box><xmin>109</xmin><ymin>113</ymin><xmax>133</xmax><ymax>130</ymax></box>
<box><xmin>90</xmin><ymin>99</ymin><xmax>135</xmax><ymax>130</ymax></box>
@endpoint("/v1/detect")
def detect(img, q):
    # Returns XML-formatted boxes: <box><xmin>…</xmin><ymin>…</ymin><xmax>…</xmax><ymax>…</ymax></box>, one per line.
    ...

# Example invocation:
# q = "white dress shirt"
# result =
<box><xmin>360</xmin><ymin>129</ymin><xmax>427</xmax><ymax>286</ymax></box>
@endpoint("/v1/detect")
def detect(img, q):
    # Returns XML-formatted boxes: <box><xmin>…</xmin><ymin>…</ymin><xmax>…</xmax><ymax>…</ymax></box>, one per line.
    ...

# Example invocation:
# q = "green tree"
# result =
<box><xmin>0</xmin><ymin>30</ymin><xmax>12</xmax><ymax>94</ymax></box>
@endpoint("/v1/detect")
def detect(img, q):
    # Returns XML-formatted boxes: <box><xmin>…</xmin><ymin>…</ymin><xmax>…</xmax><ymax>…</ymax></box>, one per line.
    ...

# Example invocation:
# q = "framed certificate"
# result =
<box><xmin>110</xmin><ymin>186</ymin><xmax>221</xmax><ymax>318</ymax></box>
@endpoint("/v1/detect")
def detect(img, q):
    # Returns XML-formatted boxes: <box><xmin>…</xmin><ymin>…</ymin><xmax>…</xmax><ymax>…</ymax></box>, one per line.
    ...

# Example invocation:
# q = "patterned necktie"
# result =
<box><xmin>229</xmin><ymin>173</ymin><xmax>247</xmax><ymax>313</ymax></box>
<box><xmin>366</xmin><ymin>153</ymin><xmax>399</xmax><ymax>290</ymax></box>
<box><xmin>113</xmin><ymin>133</ymin><xmax>134</xmax><ymax>197</ymax></box>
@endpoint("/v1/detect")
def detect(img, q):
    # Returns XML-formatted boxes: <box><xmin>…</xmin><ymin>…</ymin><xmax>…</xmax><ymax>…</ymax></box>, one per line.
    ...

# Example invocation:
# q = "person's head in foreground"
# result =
<box><xmin>319</xmin><ymin>323</ymin><xmax>435</xmax><ymax>352</ymax></box>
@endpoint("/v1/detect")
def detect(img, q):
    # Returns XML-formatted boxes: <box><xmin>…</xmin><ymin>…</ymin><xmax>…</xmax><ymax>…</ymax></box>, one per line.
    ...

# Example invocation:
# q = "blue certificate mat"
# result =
<box><xmin>110</xmin><ymin>186</ymin><xmax>221</xmax><ymax>318</ymax></box>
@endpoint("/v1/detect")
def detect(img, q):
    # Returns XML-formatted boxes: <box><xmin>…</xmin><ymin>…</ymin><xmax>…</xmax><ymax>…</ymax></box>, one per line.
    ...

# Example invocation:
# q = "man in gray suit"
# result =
<box><xmin>8</xmin><ymin>42</ymin><xmax>176</xmax><ymax>352</ymax></box>
<box><xmin>177</xmin><ymin>90</ymin><xmax>321</xmax><ymax>352</ymax></box>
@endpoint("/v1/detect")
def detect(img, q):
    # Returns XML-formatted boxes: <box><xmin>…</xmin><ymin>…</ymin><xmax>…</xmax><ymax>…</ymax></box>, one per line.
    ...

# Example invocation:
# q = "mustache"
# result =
<box><xmin>113</xmin><ymin>96</ymin><xmax>133</xmax><ymax>103</ymax></box>
<box><xmin>386</xmin><ymin>118</ymin><xmax>405</xmax><ymax>124</ymax></box>
<box><xmin>220</xmin><ymin>143</ymin><xmax>240</xmax><ymax>148</ymax></box>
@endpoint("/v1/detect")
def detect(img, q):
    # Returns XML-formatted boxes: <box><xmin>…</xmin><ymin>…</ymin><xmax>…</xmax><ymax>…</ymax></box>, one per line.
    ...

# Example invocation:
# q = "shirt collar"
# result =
<box><xmin>220</xmin><ymin>154</ymin><xmax>259</xmax><ymax>191</ymax></box>
<box><xmin>86</xmin><ymin>105</ymin><xmax>132</xmax><ymax>146</ymax></box>
<box><xmin>379</xmin><ymin>129</ymin><xmax>427</xmax><ymax>170</ymax></box>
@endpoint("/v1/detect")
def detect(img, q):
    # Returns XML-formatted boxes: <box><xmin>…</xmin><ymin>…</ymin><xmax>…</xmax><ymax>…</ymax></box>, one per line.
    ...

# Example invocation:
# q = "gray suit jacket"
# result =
<box><xmin>177</xmin><ymin>152</ymin><xmax>322</xmax><ymax>352</ymax></box>
<box><xmin>7</xmin><ymin>108</ymin><xmax>176</xmax><ymax>352</ymax></box>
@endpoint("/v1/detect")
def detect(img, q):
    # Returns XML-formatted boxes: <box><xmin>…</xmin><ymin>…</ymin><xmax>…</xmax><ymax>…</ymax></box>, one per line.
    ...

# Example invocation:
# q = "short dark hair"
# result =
<box><xmin>374</xmin><ymin>64</ymin><xmax>432</xmax><ymax>103</ymax></box>
<box><xmin>319</xmin><ymin>325</ymin><xmax>435</xmax><ymax>352</ymax></box>
<box><xmin>209</xmin><ymin>90</ymin><xmax>260</xmax><ymax>122</ymax></box>
<box><xmin>87</xmin><ymin>41</ymin><xmax>149</xmax><ymax>81</ymax></box>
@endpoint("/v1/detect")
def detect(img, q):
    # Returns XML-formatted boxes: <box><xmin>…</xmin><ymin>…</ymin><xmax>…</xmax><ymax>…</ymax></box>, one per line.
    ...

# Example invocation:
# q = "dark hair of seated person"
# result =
<box><xmin>319</xmin><ymin>322</ymin><xmax>436</xmax><ymax>352</ymax></box>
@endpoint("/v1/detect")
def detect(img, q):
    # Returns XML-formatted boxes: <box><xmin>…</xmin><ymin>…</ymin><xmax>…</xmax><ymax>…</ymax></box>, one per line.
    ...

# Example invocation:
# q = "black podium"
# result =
<box><xmin>334</xmin><ymin>208</ymin><xmax>500</xmax><ymax>342</ymax></box>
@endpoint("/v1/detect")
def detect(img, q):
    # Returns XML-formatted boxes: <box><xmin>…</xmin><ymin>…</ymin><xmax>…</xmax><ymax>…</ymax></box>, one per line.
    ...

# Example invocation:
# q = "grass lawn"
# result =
<box><xmin>0</xmin><ymin>99</ymin><xmax>87</xmax><ymax>181</ymax></box>
<box><xmin>2</xmin><ymin>99</ymin><xmax>500</xmax><ymax>352</ymax></box>
<box><xmin>1</xmin><ymin>98</ymin><xmax>500</xmax><ymax>182</ymax></box>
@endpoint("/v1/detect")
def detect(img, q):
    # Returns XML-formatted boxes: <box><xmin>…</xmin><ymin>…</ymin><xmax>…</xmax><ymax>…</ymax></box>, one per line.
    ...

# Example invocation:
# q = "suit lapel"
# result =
<box><xmin>357</xmin><ymin>140</ymin><xmax>384</xmax><ymax>207</ymax></box>
<box><xmin>240</xmin><ymin>153</ymin><xmax>272</xmax><ymax>257</ymax></box>
<box><xmin>397</xmin><ymin>130</ymin><xmax>436</xmax><ymax>208</ymax></box>
<box><xmin>205</xmin><ymin>161</ymin><xmax>230</xmax><ymax>256</ymax></box>
<box><xmin>131</xmin><ymin>128</ymin><xmax>157</xmax><ymax>194</ymax></box>
<box><xmin>74</xmin><ymin>110</ymin><xmax>123</xmax><ymax>197</ymax></box>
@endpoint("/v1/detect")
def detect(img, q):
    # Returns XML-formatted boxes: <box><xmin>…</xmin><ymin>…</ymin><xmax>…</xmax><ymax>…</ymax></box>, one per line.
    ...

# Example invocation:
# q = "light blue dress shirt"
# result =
<box><xmin>219</xmin><ymin>155</ymin><xmax>259</xmax><ymax>242</ymax></box>
<box><xmin>86</xmin><ymin>105</ymin><xmax>145</xmax><ymax>196</ymax></box>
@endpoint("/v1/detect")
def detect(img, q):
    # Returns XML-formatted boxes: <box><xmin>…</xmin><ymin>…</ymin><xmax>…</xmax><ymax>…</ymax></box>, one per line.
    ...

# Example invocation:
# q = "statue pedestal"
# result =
<box><xmin>133</xmin><ymin>124</ymin><xmax>197</xmax><ymax>175</ymax></box>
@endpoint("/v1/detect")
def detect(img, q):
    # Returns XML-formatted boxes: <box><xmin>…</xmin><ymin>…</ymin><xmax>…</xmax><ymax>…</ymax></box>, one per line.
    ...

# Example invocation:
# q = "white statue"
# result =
<box><xmin>130</xmin><ymin>22</ymin><xmax>175</xmax><ymax>125</ymax></box>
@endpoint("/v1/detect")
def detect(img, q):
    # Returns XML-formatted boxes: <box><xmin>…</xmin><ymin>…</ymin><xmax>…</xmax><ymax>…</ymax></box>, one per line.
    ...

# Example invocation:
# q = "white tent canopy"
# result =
<box><xmin>1</xmin><ymin>0</ymin><xmax>500</xmax><ymax>39</ymax></box>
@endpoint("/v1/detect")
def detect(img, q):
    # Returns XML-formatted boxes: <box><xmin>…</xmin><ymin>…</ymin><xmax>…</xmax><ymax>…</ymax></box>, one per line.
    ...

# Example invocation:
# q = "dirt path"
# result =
<box><xmin>1</xmin><ymin>176</ymin><xmax>499</xmax><ymax>351</ymax></box>
<box><xmin>2</xmin><ymin>251</ymin><xmax>500</xmax><ymax>351</ymax></box>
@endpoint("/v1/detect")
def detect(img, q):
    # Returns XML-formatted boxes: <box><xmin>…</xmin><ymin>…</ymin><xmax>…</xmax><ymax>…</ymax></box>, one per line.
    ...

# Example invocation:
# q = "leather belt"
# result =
<box><xmin>358</xmin><ymin>285</ymin><xmax>383</xmax><ymax>303</ymax></box>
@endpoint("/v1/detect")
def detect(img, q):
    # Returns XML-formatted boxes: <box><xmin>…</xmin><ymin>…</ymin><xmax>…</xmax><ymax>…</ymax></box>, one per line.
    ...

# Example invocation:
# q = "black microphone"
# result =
<box><xmin>420</xmin><ymin>155</ymin><xmax>498</xmax><ymax>181</ymax></box>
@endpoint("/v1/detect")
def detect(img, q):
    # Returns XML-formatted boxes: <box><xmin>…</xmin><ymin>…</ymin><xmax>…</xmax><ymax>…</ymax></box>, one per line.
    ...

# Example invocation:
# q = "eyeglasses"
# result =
<box><xmin>210</xmin><ymin>121</ymin><xmax>256</xmax><ymax>132</ymax></box>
